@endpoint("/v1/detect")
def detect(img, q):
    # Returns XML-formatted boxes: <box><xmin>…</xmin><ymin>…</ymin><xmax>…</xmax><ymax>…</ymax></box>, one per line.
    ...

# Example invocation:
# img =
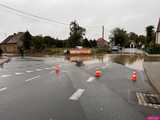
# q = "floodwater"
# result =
<box><xmin>8</xmin><ymin>53</ymin><xmax>160</xmax><ymax>71</ymax></box>
<box><xmin>66</xmin><ymin>54</ymin><xmax>160</xmax><ymax>71</ymax></box>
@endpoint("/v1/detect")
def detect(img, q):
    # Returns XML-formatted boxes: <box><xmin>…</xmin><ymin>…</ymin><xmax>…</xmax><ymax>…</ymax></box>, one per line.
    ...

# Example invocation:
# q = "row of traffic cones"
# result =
<box><xmin>54</xmin><ymin>64</ymin><xmax>137</xmax><ymax>82</ymax></box>
<box><xmin>95</xmin><ymin>67</ymin><xmax>138</xmax><ymax>82</ymax></box>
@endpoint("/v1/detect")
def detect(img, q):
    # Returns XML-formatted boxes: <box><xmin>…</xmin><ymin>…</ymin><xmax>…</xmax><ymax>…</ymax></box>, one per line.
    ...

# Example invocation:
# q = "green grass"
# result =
<box><xmin>45</xmin><ymin>48</ymin><xmax>65</xmax><ymax>55</ymax></box>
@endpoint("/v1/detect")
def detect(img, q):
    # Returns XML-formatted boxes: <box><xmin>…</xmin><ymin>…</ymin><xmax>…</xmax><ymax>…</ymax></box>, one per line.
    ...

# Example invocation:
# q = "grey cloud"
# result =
<box><xmin>0</xmin><ymin>0</ymin><xmax>159</xmax><ymax>41</ymax></box>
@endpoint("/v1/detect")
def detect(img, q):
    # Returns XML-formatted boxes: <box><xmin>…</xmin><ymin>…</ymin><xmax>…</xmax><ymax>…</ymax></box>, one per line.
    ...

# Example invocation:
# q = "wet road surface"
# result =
<box><xmin>0</xmin><ymin>56</ymin><xmax>159</xmax><ymax>120</ymax></box>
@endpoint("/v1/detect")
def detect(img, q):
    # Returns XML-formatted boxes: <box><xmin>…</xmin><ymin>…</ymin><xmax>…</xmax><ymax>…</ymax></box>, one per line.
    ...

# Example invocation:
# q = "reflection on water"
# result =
<box><xmin>66</xmin><ymin>54</ymin><xmax>160</xmax><ymax>71</ymax></box>
<box><xmin>109</xmin><ymin>54</ymin><xmax>144</xmax><ymax>70</ymax></box>
<box><xmin>65</xmin><ymin>55</ymin><xmax>92</xmax><ymax>62</ymax></box>
<box><xmin>109</xmin><ymin>54</ymin><xmax>144</xmax><ymax>65</ymax></box>
<box><xmin>66</xmin><ymin>54</ymin><xmax>144</xmax><ymax>70</ymax></box>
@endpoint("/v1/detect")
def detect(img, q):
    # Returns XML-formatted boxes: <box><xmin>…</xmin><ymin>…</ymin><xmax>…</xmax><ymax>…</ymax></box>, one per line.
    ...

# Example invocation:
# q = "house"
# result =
<box><xmin>96</xmin><ymin>37</ymin><xmax>108</xmax><ymax>48</ymax></box>
<box><xmin>0</xmin><ymin>32</ymin><xmax>25</xmax><ymax>53</ymax></box>
<box><xmin>156</xmin><ymin>18</ymin><xmax>160</xmax><ymax>44</ymax></box>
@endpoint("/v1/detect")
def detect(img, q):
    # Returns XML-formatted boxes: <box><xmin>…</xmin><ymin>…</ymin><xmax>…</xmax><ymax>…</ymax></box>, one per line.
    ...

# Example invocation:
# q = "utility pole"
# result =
<box><xmin>102</xmin><ymin>25</ymin><xmax>104</xmax><ymax>39</ymax></box>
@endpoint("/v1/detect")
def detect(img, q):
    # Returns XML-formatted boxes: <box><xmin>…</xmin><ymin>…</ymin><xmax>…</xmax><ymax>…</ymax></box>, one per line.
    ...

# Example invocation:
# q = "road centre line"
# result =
<box><xmin>36</xmin><ymin>69</ymin><xmax>42</xmax><ymax>71</ymax></box>
<box><xmin>0</xmin><ymin>87</ymin><xmax>7</xmax><ymax>92</ymax></box>
<box><xmin>45</xmin><ymin>67</ymin><xmax>53</xmax><ymax>70</ymax></box>
<box><xmin>25</xmin><ymin>75</ymin><xmax>40</xmax><ymax>82</ymax></box>
<box><xmin>15</xmin><ymin>72</ymin><xmax>24</xmax><ymax>75</ymax></box>
<box><xmin>87</xmin><ymin>77</ymin><xmax>95</xmax><ymax>82</ymax></box>
<box><xmin>1</xmin><ymin>74</ymin><xmax>11</xmax><ymax>78</ymax></box>
<box><xmin>69</xmin><ymin>89</ymin><xmax>85</xmax><ymax>101</ymax></box>
<box><xmin>26</xmin><ymin>70</ymin><xmax>34</xmax><ymax>73</ymax></box>
<box><xmin>45</xmin><ymin>67</ymin><xmax>50</xmax><ymax>69</ymax></box>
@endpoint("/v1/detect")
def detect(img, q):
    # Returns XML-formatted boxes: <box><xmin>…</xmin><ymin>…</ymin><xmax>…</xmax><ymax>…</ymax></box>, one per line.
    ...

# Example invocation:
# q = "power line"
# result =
<box><xmin>0</xmin><ymin>2</ymin><xmax>111</xmax><ymax>37</ymax></box>
<box><xmin>0</xmin><ymin>3</ymin><xmax>69</xmax><ymax>26</ymax></box>
<box><xmin>0</xmin><ymin>2</ymin><xmax>105</xmax><ymax>29</ymax></box>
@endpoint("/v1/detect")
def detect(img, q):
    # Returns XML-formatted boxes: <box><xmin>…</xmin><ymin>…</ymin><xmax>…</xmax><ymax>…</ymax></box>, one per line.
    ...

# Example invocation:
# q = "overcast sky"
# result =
<box><xmin>0</xmin><ymin>0</ymin><xmax>159</xmax><ymax>41</ymax></box>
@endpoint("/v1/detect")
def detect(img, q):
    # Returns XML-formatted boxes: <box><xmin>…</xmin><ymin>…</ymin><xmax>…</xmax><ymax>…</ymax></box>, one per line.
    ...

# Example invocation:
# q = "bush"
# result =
<box><xmin>145</xmin><ymin>44</ymin><xmax>160</xmax><ymax>54</ymax></box>
<box><xmin>45</xmin><ymin>48</ymin><xmax>65</xmax><ymax>55</ymax></box>
<box><xmin>93</xmin><ymin>48</ymin><xmax>111</xmax><ymax>54</ymax></box>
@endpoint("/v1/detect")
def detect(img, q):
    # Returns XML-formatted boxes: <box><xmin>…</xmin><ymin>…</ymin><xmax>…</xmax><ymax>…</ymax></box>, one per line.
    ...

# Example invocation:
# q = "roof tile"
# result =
<box><xmin>1</xmin><ymin>32</ymin><xmax>24</xmax><ymax>44</ymax></box>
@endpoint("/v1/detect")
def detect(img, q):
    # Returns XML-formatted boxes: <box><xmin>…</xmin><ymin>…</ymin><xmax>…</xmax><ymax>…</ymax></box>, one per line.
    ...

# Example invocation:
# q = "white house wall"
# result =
<box><xmin>156</xmin><ymin>32</ymin><xmax>160</xmax><ymax>44</ymax></box>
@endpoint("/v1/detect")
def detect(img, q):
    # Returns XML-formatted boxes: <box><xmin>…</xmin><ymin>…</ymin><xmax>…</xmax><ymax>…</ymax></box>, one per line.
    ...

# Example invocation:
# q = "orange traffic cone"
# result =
<box><xmin>131</xmin><ymin>71</ymin><xmax>137</xmax><ymax>81</ymax></box>
<box><xmin>95</xmin><ymin>68</ymin><xmax>101</xmax><ymax>78</ymax></box>
<box><xmin>55</xmin><ymin>64</ymin><xmax>60</xmax><ymax>74</ymax></box>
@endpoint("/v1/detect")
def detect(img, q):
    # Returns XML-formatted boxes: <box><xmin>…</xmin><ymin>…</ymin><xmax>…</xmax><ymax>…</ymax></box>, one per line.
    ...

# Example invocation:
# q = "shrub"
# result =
<box><xmin>93</xmin><ymin>48</ymin><xmax>111</xmax><ymax>54</ymax></box>
<box><xmin>145</xmin><ymin>44</ymin><xmax>160</xmax><ymax>54</ymax></box>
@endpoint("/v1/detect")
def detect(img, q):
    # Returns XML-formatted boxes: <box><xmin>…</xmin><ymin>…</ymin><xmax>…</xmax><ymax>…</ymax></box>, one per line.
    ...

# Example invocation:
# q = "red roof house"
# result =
<box><xmin>96</xmin><ymin>37</ymin><xmax>108</xmax><ymax>48</ymax></box>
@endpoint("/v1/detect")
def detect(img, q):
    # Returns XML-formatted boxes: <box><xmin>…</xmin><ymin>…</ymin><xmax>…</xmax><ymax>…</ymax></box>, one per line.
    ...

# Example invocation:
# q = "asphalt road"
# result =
<box><xmin>0</xmin><ymin>57</ymin><xmax>159</xmax><ymax>120</ymax></box>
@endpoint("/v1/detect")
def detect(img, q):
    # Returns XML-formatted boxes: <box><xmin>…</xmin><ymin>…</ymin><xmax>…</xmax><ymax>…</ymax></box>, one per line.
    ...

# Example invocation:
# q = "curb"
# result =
<box><xmin>143</xmin><ymin>65</ymin><xmax>160</xmax><ymax>95</ymax></box>
<box><xmin>144</xmin><ymin>51</ymin><xmax>160</xmax><ymax>57</ymax></box>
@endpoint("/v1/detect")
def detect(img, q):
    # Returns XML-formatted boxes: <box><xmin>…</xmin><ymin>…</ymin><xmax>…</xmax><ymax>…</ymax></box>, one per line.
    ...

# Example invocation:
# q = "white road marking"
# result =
<box><xmin>15</xmin><ymin>72</ymin><xmax>23</xmax><ymax>75</ymax></box>
<box><xmin>25</xmin><ymin>75</ymin><xmax>40</xmax><ymax>82</ymax></box>
<box><xmin>69</xmin><ymin>89</ymin><xmax>85</xmax><ymax>101</ymax></box>
<box><xmin>45</xmin><ymin>67</ymin><xmax>51</xmax><ymax>70</ymax></box>
<box><xmin>136</xmin><ymin>93</ymin><xmax>142</xmax><ymax>105</ymax></box>
<box><xmin>87</xmin><ymin>77</ymin><xmax>95</xmax><ymax>82</ymax></box>
<box><xmin>36</xmin><ymin>69</ymin><xmax>42</xmax><ymax>71</ymax></box>
<box><xmin>140</xmin><ymin>93</ymin><xmax>147</xmax><ymax>104</ymax></box>
<box><xmin>0</xmin><ymin>87</ymin><xmax>7</xmax><ymax>92</ymax></box>
<box><xmin>1</xmin><ymin>74</ymin><xmax>11</xmax><ymax>78</ymax></box>
<box><xmin>26</xmin><ymin>70</ymin><xmax>33</xmax><ymax>73</ymax></box>
<box><xmin>47</xmin><ymin>67</ymin><xmax>54</xmax><ymax>70</ymax></box>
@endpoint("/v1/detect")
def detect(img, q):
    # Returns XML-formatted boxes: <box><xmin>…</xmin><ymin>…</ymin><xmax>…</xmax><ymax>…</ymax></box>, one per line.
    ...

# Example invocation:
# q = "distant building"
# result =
<box><xmin>0</xmin><ymin>32</ymin><xmax>25</xmax><ymax>53</ymax></box>
<box><xmin>156</xmin><ymin>18</ymin><xmax>160</xmax><ymax>44</ymax></box>
<box><xmin>96</xmin><ymin>37</ymin><xmax>108</xmax><ymax>48</ymax></box>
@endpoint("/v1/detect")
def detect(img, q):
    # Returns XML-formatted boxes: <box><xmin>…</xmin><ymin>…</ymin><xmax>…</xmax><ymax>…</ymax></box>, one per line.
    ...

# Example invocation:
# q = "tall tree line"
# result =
<box><xmin>22</xmin><ymin>21</ymin><xmax>97</xmax><ymax>51</ymax></box>
<box><xmin>109</xmin><ymin>25</ymin><xmax>156</xmax><ymax>48</ymax></box>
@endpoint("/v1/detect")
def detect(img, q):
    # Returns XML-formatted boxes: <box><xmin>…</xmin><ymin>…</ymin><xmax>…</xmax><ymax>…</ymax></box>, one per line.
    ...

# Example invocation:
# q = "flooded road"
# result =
<box><xmin>0</xmin><ymin>55</ymin><xmax>159</xmax><ymax>120</ymax></box>
<box><xmin>65</xmin><ymin>54</ymin><xmax>160</xmax><ymax>71</ymax></box>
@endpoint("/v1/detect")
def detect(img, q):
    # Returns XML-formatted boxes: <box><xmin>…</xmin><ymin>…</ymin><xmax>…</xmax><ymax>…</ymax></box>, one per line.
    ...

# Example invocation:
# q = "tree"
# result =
<box><xmin>82</xmin><ymin>38</ymin><xmax>91</xmax><ymax>48</ymax></box>
<box><xmin>31</xmin><ymin>36</ymin><xmax>45</xmax><ymax>50</ymax></box>
<box><xmin>110</xmin><ymin>28</ymin><xmax>129</xmax><ymax>47</ymax></box>
<box><xmin>90</xmin><ymin>39</ymin><xmax>97</xmax><ymax>48</ymax></box>
<box><xmin>128</xmin><ymin>32</ymin><xmax>139</xmax><ymax>47</ymax></box>
<box><xmin>68</xmin><ymin>20</ymin><xmax>86</xmax><ymax>48</ymax></box>
<box><xmin>138</xmin><ymin>35</ymin><xmax>146</xmax><ymax>48</ymax></box>
<box><xmin>43</xmin><ymin>36</ymin><xmax>56</xmax><ymax>48</ymax></box>
<box><xmin>146</xmin><ymin>25</ymin><xmax>155</xmax><ymax>48</ymax></box>
<box><xmin>55</xmin><ymin>39</ymin><xmax>64</xmax><ymax>48</ymax></box>
<box><xmin>23</xmin><ymin>31</ymin><xmax>32</xmax><ymax>50</ymax></box>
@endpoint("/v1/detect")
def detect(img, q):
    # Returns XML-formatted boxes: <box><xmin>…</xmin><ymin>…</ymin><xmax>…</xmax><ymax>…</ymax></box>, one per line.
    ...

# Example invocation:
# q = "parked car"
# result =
<box><xmin>112</xmin><ymin>46</ymin><xmax>119</xmax><ymax>51</ymax></box>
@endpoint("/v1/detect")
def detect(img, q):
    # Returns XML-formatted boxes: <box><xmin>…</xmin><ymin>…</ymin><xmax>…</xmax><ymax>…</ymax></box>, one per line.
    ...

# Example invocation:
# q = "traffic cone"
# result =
<box><xmin>131</xmin><ymin>71</ymin><xmax>137</xmax><ymax>81</ymax></box>
<box><xmin>95</xmin><ymin>68</ymin><xmax>102</xmax><ymax>78</ymax></box>
<box><xmin>55</xmin><ymin>64</ymin><xmax>60</xmax><ymax>74</ymax></box>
